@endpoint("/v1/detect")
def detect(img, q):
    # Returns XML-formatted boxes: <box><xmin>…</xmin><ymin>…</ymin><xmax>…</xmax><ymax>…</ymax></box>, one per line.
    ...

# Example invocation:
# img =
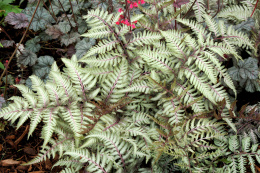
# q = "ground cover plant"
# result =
<box><xmin>0</xmin><ymin>0</ymin><xmax>260</xmax><ymax>172</ymax></box>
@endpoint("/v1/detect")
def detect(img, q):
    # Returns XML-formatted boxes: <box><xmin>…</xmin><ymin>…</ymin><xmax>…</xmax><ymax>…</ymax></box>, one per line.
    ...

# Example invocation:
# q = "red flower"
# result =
<box><xmin>131</xmin><ymin>24</ymin><xmax>136</xmax><ymax>28</ymax></box>
<box><xmin>129</xmin><ymin>4</ymin><xmax>133</xmax><ymax>9</ymax></box>
<box><xmin>116</xmin><ymin>21</ymin><xmax>120</xmax><ymax>25</ymax></box>
<box><xmin>118</xmin><ymin>8</ymin><xmax>123</xmax><ymax>13</ymax></box>
<box><xmin>15</xmin><ymin>77</ymin><xmax>20</xmax><ymax>84</ymax></box>
<box><xmin>133</xmin><ymin>2</ymin><xmax>138</xmax><ymax>7</ymax></box>
<box><xmin>4</xmin><ymin>60</ymin><xmax>8</xmax><ymax>68</ymax></box>
<box><xmin>133</xmin><ymin>20</ymin><xmax>137</xmax><ymax>23</ymax></box>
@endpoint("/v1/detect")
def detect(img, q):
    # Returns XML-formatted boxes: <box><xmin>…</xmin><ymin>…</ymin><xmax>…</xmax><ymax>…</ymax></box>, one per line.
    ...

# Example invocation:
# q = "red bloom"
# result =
<box><xmin>124</xmin><ymin>19</ymin><xmax>130</xmax><ymax>25</ymax></box>
<box><xmin>116</xmin><ymin>1</ymin><xmax>142</xmax><ymax>28</ymax></box>
<box><xmin>15</xmin><ymin>77</ymin><xmax>20</xmax><ymax>84</ymax></box>
<box><xmin>4</xmin><ymin>60</ymin><xmax>8</xmax><ymax>68</ymax></box>
<box><xmin>133</xmin><ymin>2</ymin><xmax>138</xmax><ymax>7</ymax></box>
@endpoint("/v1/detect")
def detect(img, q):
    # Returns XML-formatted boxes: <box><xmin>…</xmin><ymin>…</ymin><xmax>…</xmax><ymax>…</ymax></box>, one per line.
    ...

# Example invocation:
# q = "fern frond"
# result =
<box><xmin>127</xmin><ymin>30</ymin><xmax>162</xmax><ymax>47</ymax></box>
<box><xmin>80</xmin><ymin>52</ymin><xmax>122</xmax><ymax>68</ymax></box>
<box><xmin>84</xmin><ymin>38</ymin><xmax>119</xmax><ymax>58</ymax></box>
<box><xmin>217</xmin><ymin>5</ymin><xmax>252</xmax><ymax>22</ymax></box>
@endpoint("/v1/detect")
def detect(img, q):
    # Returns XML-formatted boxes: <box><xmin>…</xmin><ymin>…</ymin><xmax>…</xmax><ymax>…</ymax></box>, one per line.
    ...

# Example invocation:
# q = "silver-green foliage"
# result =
<box><xmin>0</xmin><ymin>0</ymin><xmax>259</xmax><ymax>172</ymax></box>
<box><xmin>0</xmin><ymin>56</ymin><xmax>157</xmax><ymax>172</ymax></box>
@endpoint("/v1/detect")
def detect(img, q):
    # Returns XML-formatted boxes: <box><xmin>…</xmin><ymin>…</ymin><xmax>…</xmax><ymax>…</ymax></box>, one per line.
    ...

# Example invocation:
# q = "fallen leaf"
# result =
<box><xmin>16</xmin><ymin>164</ymin><xmax>29</xmax><ymax>171</ymax></box>
<box><xmin>23</xmin><ymin>147</ymin><xmax>36</xmax><ymax>155</ymax></box>
<box><xmin>6</xmin><ymin>140</ymin><xmax>17</xmax><ymax>150</ymax></box>
<box><xmin>255</xmin><ymin>164</ymin><xmax>260</xmax><ymax>172</ymax></box>
<box><xmin>0</xmin><ymin>144</ymin><xmax>2</xmax><ymax>151</ymax></box>
<box><xmin>45</xmin><ymin>158</ymin><xmax>52</xmax><ymax>170</ymax></box>
<box><xmin>29</xmin><ymin>171</ymin><xmax>46</xmax><ymax>173</ymax></box>
<box><xmin>0</xmin><ymin>159</ymin><xmax>21</xmax><ymax>166</ymax></box>
<box><xmin>6</xmin><ymin>135</ymin><xmax>15</xmax><ymax>140</ymax></box>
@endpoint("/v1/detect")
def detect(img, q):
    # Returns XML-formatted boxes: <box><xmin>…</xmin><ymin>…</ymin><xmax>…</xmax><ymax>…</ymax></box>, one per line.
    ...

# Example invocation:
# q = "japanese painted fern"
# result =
<box><xmin>0</xmin><ymin>0</ymin><xmax>259</xmax><ymax>172</ymax></box>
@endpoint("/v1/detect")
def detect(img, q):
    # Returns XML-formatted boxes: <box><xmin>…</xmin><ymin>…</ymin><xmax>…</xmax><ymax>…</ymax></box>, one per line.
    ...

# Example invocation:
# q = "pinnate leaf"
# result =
<box><xmin>18</xmin><ymin>49</ymin><xmax>37</xmax><ymax>66</ymax></box>
<box><xmin>5</xmin><ymin>12</ymin><xmax>28</xmax><ymax>29</ymax></box>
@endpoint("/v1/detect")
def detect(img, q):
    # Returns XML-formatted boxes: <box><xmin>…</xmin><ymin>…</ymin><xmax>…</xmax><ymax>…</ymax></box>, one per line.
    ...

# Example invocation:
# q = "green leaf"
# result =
<box><xmin>238</xmin><ymin>57</ymin><xmax>258</xmax><ymax>79</ymax></box>
<box><xmin>58</xmin><ymin>21</ymin><xmax>72</xmax><ymax>33</ymax></box>
<box><xmin>0</xmin><ymin>0</ymin><xmax>22</xmax><ymax>17</ymax></box>
<box><xmin>18</xmin><ymin>49</ymin><xmax>37</xmax><ymax>66</ymax></box>
<box><xmin>23</xmin><ymin>7</ymin><xmax>55</xmax><ymax>31</ymax></box>
<box><xmin>0</xmin><ymin>62</ymin><xmax>4</xmax><ymax>70</ymax></box>
<box><xmin>33</xmin><ymin>56</ymin><xmax>54</xmax><ymax>78</ymax></box>
<box><xmin>228</xmin><ymin>66</ymin><xmax>240</xmax><ymax>81</ymax></box>
<box><xmin>75</xmin><ymin>38</ymin><xmax>96</xmax><ymax>59</ymax></box>
<box><xmin>25</xmin><ymin>36</ymin><xmax>41</xmax><ymax>53</ymax></box>
<box><xmin>0</xmin><ymin>43</ymin><xmax>3</xmax><ymax>48</ymax></box>
<box><xmin>2</xmin><ymin>74</ymin><xmax>14</xmax><ymax>84</ymax></box>
<box><xmin>49</xmin><ymin>0</ymin><xmax>70</xmax><ymax>15</ymax></box>
<box><xmin>61</xmin><ymin>32</ymin><xmax>80</xmax><ymax>46</ymax></box>
<box><xmin>245</xmin><ymin>79</ymin><xmax>260</xmax><ymax>92</ymax></box>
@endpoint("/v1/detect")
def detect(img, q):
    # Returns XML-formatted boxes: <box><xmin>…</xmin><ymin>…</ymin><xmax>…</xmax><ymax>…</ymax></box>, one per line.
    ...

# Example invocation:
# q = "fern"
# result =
<box><xmin>0</xmin><ymin>0</ymin><xmax>258</xmax><ymax>172</ymax></box>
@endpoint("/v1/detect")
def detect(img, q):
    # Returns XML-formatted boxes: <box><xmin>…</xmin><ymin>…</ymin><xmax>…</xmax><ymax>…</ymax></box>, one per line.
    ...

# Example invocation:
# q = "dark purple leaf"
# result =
<box><xmin>67</xmin><ymin>45</ymin><xmax>76</xmax><ymax>57</ymax></box>
<box><xmin>5</xmin><ymin>12</ymin><xmax>28</xmax><ymax>29</ymax></box>
<box><xmin>173</xmin><ymin>0</ymin><xmax>190</xmax><ymax>8</ymax></box>
<box><xmin>45</xmin><ymin>25</ymin><xmax>63</xmax><ymax>39</ymax></box>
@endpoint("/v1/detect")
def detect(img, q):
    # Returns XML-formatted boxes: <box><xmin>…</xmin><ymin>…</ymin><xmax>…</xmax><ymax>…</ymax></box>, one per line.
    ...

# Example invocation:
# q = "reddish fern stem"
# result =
<box><xmin>250</xmin><ymin>0</ymin><xmax>259</xmax><ymax>17</ymax></box>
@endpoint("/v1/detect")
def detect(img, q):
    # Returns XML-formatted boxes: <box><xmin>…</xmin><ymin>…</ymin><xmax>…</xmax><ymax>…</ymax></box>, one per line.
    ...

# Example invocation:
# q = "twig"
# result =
<box><xmin>57</xmin><ymin>0</ymin><xmax>74</xmax><ymax>29</ymax></box>
<box><xmin>182</xmin><ymin>0</ymin><xmax>197</xmax><ymax>19</ymax></box>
